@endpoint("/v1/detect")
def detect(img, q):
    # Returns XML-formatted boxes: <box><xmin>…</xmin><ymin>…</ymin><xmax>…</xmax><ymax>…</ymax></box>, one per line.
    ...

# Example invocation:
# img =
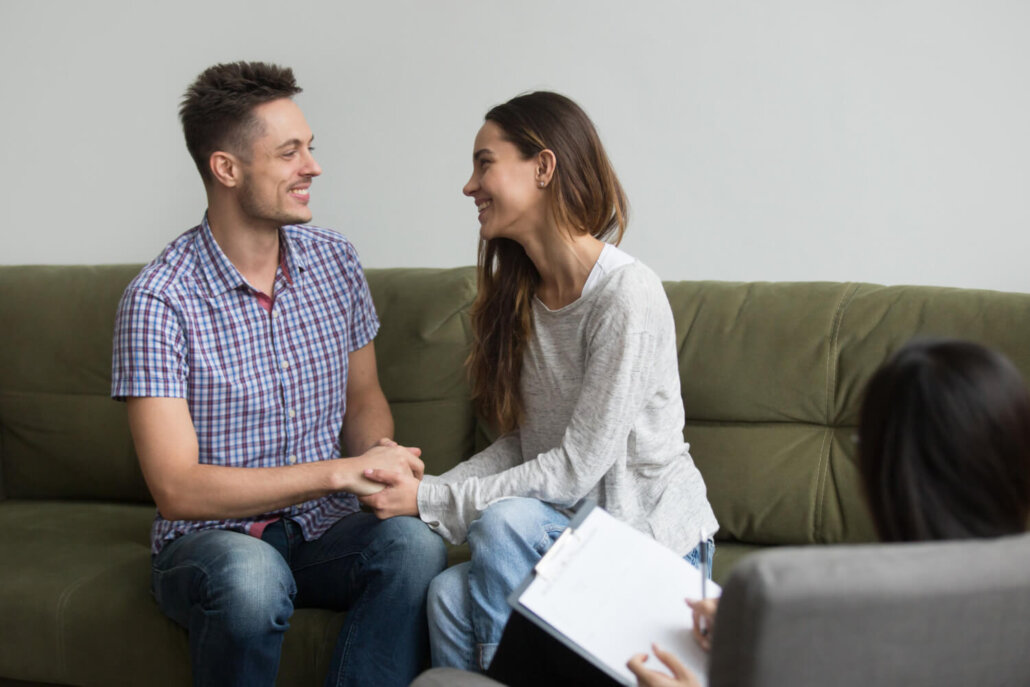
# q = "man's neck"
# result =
<box><xmin>206</xmin><ymin>202</ymin><xmax>281</xmax><ymax>297</ymax></box>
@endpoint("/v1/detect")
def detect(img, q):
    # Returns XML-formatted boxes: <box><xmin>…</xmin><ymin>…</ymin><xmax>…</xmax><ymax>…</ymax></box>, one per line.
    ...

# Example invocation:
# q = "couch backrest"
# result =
<box><xmin>668</xmin><ymin>281</ymin><xmax>1030</xmax><ymax>546</ymax></box>
<box><xmin>0</xmin><ymin>265</ymin><xmax>478</xmax><ymax>502</ymax></box>
<box><xmin>2</xmin><ymin>266</ymin><xmax>1028</xmax><ymax>552</ymax></box>
<box><xmin>0</xmin><ymin>265</ymin><xmax>147</xmax><ymax>501</ymax></box>
<box><xmin>708</xmin><ymin>533</ymin><xmax>1030</xmax><ymax>687</ymax></box>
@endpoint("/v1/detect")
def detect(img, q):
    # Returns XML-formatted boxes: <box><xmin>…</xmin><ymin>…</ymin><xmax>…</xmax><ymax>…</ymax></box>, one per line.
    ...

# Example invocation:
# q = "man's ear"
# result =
<box><xmin>209</xmin><ymin>151</ymin><xmax>241</xmax><ymax>188</ymax></box>
<box><xmin>536</xmin><ymin>149</ymin><xmax>557</xmax><ymax>187</ymax></box>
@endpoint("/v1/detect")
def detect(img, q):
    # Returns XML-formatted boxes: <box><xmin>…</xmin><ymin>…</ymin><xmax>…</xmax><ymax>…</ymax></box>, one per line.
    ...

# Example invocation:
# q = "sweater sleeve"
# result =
<box><xmin>417</xmin><ymin>283</ymin><xmax>662</xmax><ymax>544</ymax></box>
<box><xmin>417</xmin><ymin>431</ymin><xmax>523</xmax><ymax>542</ymax></box>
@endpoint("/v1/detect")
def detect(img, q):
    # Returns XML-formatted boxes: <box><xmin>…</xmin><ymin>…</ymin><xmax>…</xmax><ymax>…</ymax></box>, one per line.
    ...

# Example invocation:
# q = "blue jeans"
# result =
<box><xmin>152</xmin><ymin>513</ymin><xmax>447</xmax><ymax>687</ymax></box>
<box><xmin>426</xmin><ymin>498</ymin><xmax>712</xmax><ymax>672</ymax></box>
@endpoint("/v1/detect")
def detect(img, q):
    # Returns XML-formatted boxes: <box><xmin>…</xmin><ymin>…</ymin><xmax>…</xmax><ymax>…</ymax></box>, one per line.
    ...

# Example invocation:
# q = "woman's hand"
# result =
<box><xmin>358</xmin><ymin>467</ymin><xmax>420</xmax><ymax>518</ymax></box>
<box><xmin>626</xmin><ymin>644</ymin><xmax>703</xmax><ymax>687</ymax></box>
<box><xmin>374</xmin><ymin>437</ymin><xmax>424</xmax><ymax>479</ymax></box>
<box><xmin>686</xmin><ymin>598</ymin><xmax>719</xmax><ymax>652</ymax></box>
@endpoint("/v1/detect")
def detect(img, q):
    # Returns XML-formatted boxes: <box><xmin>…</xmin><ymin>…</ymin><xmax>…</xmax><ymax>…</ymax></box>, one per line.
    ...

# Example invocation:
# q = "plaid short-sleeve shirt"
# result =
<box><xmin>112</xmin><ymin>216</ymin><xmax>380</xmax><ymax>554</ymax></box>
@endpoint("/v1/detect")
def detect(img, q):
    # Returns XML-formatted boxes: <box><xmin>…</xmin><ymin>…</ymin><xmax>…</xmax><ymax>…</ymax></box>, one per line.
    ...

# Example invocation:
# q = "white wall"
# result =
<box><xmin>2</xmin><ymin>1</ymin><xmax>1028</xmax><ymax>292</ymax></box>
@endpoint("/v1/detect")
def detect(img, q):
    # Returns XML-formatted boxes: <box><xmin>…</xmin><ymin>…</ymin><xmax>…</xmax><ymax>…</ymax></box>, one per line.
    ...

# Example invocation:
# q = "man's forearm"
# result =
<box><xmin>341</xmin><ymin>392</ymin><xmax>395</xmax><ymax>457</ymax></box>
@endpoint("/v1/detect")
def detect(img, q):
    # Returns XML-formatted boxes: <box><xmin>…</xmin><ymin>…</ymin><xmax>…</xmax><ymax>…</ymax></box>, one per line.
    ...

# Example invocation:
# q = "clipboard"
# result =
<box><xmin>505</xmin><ymin>500</ymin><xmax>718</xmax><ymax>687</ymax></box>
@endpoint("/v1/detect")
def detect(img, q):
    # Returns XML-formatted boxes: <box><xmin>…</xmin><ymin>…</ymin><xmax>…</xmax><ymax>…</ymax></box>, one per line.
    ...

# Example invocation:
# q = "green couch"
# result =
<box><xmin>1</xmin><ymin>264</ymin><xmax>1027</xmax><ymax>686</ymax></box>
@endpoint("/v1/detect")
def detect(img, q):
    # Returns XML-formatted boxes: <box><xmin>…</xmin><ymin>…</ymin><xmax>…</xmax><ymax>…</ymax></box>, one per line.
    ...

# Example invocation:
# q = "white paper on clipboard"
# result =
<box><xmin>511</xmin><ymin>504</ymin><xmax>720</xmax><ymax>686</ymax></box>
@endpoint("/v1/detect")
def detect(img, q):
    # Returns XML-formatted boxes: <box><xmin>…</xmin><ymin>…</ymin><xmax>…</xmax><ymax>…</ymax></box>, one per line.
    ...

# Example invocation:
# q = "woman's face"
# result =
<box><xmin>462</xmin><ymin>121</ymin><xmax>546</xmax><ymax>242</ymax></box>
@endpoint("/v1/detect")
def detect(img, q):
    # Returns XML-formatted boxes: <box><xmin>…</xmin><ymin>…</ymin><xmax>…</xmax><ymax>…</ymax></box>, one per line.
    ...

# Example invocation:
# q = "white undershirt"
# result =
<box><xmin>582</xmin><ymin>243</ymin><xmax>636</xmax><ymax>297</ymax></box>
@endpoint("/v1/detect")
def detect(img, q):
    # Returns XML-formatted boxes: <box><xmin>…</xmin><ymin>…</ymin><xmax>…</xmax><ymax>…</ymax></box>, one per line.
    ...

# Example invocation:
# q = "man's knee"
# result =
<box><xmin>370</xmin><ymin>516</ymin><xmax>447</xmax><ymax>581</ymax></box>
<box><xmin>199</xmin><ymin>536</ymin><xmax>295</xmax><ymax>634</ymax></box>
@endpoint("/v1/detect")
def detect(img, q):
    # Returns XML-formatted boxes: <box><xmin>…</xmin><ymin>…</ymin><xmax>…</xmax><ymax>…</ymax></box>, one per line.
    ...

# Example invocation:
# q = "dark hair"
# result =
<box><xmin>468</xmin><ymin>91</ymin><xmax>628</xmax><ymax>433</ymax></box>
<box><xmin>179</xmin><ymin>61</ymin><xmax>302</xmax><ymax>183</ymax></box>
<box><xmin>859</xmin><ymin>338</ymin><xmax>1030</xmax><ymax>542</ymax></box>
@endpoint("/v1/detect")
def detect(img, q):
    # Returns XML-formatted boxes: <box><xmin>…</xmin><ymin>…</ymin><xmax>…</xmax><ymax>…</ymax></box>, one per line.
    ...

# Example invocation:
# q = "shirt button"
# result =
<box><xmin>282</xmin><ymin>360</ymin><xmax>290</xmax><ymax>369</ymax></box>
<box><xmin>288</xmin><ymin>455</ymin><xmax>297</xmax><ymax>465</ymax></box>
<box><xmin>272</xmin><ymin>311</ymin><xmax>279</xmax><ymax>319</ymax></box>
<box><xmin>289</xmin><ymin>409</ymin><xmax>296</xmax><ymax>418</ymax></box>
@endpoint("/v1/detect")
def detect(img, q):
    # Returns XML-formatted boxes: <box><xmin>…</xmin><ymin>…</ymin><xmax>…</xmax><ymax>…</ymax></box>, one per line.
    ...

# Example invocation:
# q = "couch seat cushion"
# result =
<box><xmin>0</xmin><ymin>501</ymin><xmax>342</xmax><ymax>686</ymax></box>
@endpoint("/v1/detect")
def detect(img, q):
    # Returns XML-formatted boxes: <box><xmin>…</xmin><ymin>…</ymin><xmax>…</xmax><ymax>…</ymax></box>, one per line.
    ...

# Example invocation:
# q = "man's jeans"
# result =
<box><xmin>152</xmin><ymin>512</ymin><xmax>447</xmax><ymax>687</ymax></box>
<box><xmin>426</xmin><ymin>497</ymin><xmax>712</xmax><ymax>672</ymax></box>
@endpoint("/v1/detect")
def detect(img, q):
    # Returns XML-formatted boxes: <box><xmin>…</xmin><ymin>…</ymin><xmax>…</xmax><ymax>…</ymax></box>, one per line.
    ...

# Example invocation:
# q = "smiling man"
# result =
<box><xmin>111</xmin><ymin>62</ymin><xmax>446</xmax><ymax>687</ymax></box>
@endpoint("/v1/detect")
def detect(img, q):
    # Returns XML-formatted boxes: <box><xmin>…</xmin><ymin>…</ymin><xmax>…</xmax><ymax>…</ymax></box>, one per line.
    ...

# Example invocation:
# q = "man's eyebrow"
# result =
<box><xmin>276</xmin><ymin>136</ymin><xmax>315</xmax><ymax>150</ymax></box>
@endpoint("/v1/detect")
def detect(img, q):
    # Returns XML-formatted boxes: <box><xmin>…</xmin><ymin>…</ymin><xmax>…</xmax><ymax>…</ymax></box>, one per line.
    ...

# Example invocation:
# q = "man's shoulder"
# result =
<box><xmin>283</xmin><ymin>224</ymin><xmax>369</xmax><ymax>281</ymax></box>
<box><xmin>283</xmin><ymin>224</ymin><xmax>357</xmax><ymax>255</ymax></box>
<box><xmin>124</xmin><ymin>226</ymin><xmax>204</xmax><ymax>300</ymax></box>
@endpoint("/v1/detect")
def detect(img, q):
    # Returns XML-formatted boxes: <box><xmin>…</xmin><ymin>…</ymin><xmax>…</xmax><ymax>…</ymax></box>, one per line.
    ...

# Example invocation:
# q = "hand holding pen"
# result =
<box><xmin>687</xmin><ymin>531</ymin><xmax>718</xmax><ymax>652</ymax></box>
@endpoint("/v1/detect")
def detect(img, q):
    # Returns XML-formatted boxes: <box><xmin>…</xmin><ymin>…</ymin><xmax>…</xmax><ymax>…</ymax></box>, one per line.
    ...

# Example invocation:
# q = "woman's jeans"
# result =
<box><xmin>151</xmin><ymin>513</ymin><xmax>447</xmax><ymax>687</ymax></box>
<box><xmin>426</xmin><ymin>498</ymin><xmax>712</xmax><ymax>671</ymax></box>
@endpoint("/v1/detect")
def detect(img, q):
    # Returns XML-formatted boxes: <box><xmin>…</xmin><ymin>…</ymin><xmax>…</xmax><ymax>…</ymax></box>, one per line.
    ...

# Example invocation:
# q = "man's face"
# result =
<box><xmin>236</xmin><ymin>98</ymin><xmax>322</xmax><ymax>228</ymax></box>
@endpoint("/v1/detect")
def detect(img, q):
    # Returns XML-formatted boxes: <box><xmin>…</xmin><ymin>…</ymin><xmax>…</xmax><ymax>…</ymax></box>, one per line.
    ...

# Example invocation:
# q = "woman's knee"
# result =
<box><xmin>468</xmin><ymin>498</ymin><xmax>565</xmax><ymax>553</ymax></box>
<box><xmin>427</xmin><ymin>563</ymin><xmax>470</xmax><ymax>626</ymax></box>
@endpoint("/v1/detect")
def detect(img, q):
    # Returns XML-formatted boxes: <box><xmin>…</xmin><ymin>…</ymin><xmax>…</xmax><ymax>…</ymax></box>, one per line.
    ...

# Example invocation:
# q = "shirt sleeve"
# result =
<box><xmin>339</xmin><ymin>240</ymin><xmax>380</xmax><ymax>352</ymax></box>
<box><xmin>417</xmin><ymin>285</ymin><xmax>664</xmax><ymax>544</ymax></box>
<box><xmin>111</xmin><ymin>287</ymin><xmax>189</xmax><ymax>400</ymax></box>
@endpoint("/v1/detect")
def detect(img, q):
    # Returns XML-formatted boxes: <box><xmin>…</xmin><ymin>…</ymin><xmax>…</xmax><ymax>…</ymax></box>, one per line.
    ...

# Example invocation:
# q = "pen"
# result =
<box><xmin>699</xmin><ymin>529</ymin><xmax>709</xmax><ymax>637</ymax></box>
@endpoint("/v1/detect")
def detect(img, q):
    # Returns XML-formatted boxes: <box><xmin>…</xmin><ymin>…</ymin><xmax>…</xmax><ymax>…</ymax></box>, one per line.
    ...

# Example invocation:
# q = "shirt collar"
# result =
<box><xmin>196</xmin><ymin>214</ymin><xmax>308</xmax><ymax>296</ymax></box>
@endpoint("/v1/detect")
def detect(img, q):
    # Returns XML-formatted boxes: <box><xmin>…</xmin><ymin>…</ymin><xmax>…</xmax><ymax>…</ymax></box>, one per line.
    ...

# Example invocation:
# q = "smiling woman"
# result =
<box><xmin>358</xmin><ymin>91</ymin><xmax>719</xmax><ymax>677</ymax></box>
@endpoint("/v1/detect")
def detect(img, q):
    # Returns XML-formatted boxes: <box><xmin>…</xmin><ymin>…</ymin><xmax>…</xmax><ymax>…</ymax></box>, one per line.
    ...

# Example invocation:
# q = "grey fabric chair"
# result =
<box><xmin>710</xmin><ymin>533</ymin><xmax>1030</xmax><ymax>687</ymax></box>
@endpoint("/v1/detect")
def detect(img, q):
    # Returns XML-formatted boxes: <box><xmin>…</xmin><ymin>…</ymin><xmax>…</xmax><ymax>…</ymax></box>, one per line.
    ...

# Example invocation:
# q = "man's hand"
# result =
<box><xmin>626</xmin><ymin>644</ymin><xmax>703</xmax><ymax>687</ymax></box>
<box><xmin>358</xmin><ymin>468</ymin><xmax>420</xmax><ymax>518</ymax></box>
<box><xmin>342</xmin><ymin>442</ymin><xmax>423</xmax><ymax>496</ymax></box>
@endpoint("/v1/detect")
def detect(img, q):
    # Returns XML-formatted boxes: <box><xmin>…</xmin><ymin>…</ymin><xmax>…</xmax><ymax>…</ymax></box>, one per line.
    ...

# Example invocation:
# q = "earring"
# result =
<box><xmin>538</xmin><ymin>181</ymin><xmax>546</xmax><ymax>188</ymax></box>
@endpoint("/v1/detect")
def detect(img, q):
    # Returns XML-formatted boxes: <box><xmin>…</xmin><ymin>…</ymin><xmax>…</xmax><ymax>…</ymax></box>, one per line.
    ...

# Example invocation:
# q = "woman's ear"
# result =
<box><xmin>536</xmin><ymin>149</ymin><xmax>557</xmax><ymax>188</ymax></box>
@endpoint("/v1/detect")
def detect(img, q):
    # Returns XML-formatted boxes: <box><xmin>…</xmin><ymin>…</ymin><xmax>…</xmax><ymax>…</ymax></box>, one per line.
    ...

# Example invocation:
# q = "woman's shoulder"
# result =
<box><xmin>596</xmin><ymin>254</ymin><xmax>666</xmax><ymax>303</ymax></box>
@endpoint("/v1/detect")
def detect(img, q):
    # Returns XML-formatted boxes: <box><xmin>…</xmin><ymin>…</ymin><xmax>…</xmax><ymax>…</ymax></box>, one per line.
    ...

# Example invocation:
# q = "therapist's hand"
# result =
<box><xmin>627</xmin><ymin>644</ymin><xmax>703</xmax><ymax>687</ymax></box>
<box><xmin>687</xmin><ymin>598</ymin><xmax>719</xmax><ymax>652</ymax></box>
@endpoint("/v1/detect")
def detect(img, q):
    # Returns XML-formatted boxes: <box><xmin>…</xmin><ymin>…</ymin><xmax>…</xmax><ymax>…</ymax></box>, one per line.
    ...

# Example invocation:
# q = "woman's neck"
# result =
<box><xmin>523</xmin><ymin>228</ymin><xmax>605</xmax><ymax>310</ymax></box>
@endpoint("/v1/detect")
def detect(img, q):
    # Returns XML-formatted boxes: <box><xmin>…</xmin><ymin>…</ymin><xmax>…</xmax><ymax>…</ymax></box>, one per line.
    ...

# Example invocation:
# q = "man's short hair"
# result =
<box><xmin>180</xmin><ymin>61</ymin><xmax>302</xmax><ymax>183</ymax></box>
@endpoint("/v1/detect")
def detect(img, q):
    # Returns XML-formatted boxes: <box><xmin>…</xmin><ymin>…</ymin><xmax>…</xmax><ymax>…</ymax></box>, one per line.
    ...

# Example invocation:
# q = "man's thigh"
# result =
<box><xmin>290</xmin><ymin>511</ymin><xmax>444</xmax><ymax>611</ymax></box>
<box><xmin>151</xmin><ymin>528</ymin><xmax>295</xmax><ymax>628</ymax></box>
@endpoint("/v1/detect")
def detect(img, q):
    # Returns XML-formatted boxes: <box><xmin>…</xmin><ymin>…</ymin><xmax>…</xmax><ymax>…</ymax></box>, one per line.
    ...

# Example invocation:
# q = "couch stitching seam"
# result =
<box><xmin>814</xmin><ymin>283</ymin><xmax>859</xmax><ymax>542</ymax></box>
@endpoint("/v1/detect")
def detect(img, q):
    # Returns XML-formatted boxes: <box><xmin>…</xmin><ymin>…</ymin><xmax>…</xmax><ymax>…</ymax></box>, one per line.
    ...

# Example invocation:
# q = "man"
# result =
<box><xmin>111</xmin><ymin>61</ymin><xmax>446</xmax><ymax>687</ymax></box>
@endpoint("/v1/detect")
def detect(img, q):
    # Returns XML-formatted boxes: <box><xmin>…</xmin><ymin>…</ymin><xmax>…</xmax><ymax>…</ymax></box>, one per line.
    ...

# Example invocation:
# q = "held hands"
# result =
<box><xmin>358</xmin><ymin>437</ymin><xmax>421</xmax><ymax>518</ymax></box>
<box><xmin>626</xmin><ymin>644</ymin><xmax>703</xmax><ymax>687</ymax></box>
<box><xmin>344</xmin><ymin>439</ymin><xmax>424</xmax><ymax>497</ymax></box>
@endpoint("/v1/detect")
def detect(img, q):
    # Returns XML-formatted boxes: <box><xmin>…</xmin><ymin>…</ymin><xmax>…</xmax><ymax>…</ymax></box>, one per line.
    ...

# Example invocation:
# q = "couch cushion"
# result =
<box><xmin>0</xmin><ymin>500</ymin><xmax>343</xmax><ymax>686</ymax></box>
<box><xmin>366</xmin><ymin>267</ymin><xmax>478</xmax><ymax>475</ymax></box>
<box><xmin>667</xmin><ymin>280</ymin><xmax>1030</xmax><ymax>548</ymax></box>
<box><xmin>0</xmin><ymin>265</ymin><xmax>146</xmax><ymax>501</ymax></box>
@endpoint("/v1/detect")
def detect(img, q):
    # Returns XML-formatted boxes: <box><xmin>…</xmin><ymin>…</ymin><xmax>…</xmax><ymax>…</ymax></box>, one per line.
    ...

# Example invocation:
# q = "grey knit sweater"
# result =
<box><xmin>417</xmin><ymin>258</ymin><xmax>718</xmax><ymax>555</ymax></box>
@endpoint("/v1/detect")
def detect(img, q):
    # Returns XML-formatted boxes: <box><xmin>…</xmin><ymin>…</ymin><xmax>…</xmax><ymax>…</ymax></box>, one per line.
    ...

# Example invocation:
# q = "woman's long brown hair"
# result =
<box><xmin>468</xmin><ymin>92</ymin><xmax>628</xmax><ymax>434</ymax></box>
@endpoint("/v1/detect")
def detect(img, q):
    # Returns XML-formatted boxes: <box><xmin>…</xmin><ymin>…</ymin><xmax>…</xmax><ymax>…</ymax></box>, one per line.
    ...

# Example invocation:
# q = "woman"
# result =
<box><xmin>628</xmin><ymin>338</ymin><xmax>1030</xmax><ymax>686</ymax></box>
<box><xmin>359</xmin><ymin>91</ymin><xmax>718</xmax><ymax>671</ymax></box>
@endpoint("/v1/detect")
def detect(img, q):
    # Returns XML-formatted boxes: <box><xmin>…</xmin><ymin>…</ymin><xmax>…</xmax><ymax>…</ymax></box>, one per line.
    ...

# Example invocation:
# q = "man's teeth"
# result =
<box><xmin>292</xmin><ymin>188</ymin><xmax>309</xmax><ymax>196</ymax></box>
<box><xmin>477</xmin><ymin>200</ymin><xmax>491</xmax><ymax>211</ymax></box>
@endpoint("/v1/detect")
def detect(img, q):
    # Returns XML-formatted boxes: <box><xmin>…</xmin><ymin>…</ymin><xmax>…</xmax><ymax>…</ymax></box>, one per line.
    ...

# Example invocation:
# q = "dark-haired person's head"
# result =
<box><xmin>465</xmin><ymin>91</ymin><xmax>628</xmax><ymax>435</ymax></box>
<box><xmin>859</xmin><ymin>339</ymin><xmax>1030</xmax><ymax>542</ymax></box>
<box><xmin>481</xmin><ymin>91</ymin><xmax>627</xmax><ymax>245</ymax></box>
<box><xmin>179</xmin><ymin>61</ymin><xmax>302</xmax><ymax>184</ymax></box>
